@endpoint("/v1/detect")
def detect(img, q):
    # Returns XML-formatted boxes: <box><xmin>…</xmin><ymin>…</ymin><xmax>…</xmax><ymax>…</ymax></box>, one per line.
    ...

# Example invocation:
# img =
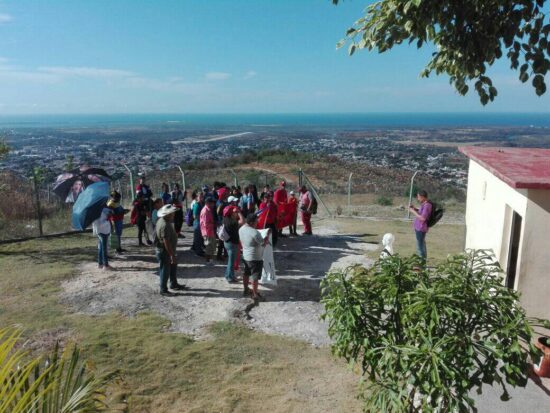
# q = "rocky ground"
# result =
<box><xmin>62</xmin><ymin>221</ymin><xmax>376</xmax><ymax>346</ymax></box>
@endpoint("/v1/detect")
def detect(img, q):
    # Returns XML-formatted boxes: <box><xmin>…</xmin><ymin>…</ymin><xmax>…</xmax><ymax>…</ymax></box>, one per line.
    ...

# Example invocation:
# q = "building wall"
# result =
<box><xmin>517</xmin><ymin>190</ymin><xmax>550</xmax><ymax>318</ymax></box>
<box><xmin>464</xmin><ymin>160</ymin><xmax>527</xmax><ymax>263</ymax></box>
<box><xmin>465</xmin><ymin>160</ymin><xmax>550</xmax><ymax>319</ymax></box>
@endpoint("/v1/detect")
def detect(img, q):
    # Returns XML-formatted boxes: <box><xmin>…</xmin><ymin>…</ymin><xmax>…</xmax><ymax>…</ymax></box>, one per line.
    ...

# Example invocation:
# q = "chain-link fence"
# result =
<box><xmin>0</xmin><ymin>163</ymin><xmax>465</xmax><ymax>242</ymax></box>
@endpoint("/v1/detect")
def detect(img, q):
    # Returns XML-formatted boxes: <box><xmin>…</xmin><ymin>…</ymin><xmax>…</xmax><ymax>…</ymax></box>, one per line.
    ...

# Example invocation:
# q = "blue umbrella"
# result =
<box><xmin>72</xmin><ymin>181</ymin><xmax>110</xmax><ymax>230</ymax></box>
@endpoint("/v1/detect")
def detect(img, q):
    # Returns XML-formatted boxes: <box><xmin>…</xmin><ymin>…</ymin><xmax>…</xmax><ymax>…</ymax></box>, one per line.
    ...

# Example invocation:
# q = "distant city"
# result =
<box><xmin>2</xmin><ymin>118</ymin><xmax>550</xmax><ymax>192</ymax></box>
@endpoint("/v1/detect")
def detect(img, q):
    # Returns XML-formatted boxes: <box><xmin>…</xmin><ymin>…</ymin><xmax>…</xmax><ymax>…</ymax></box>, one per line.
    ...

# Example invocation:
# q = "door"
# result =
<box><xmin>505</xmin><ymin>211</ymin><xmax>522</xmax><ymax>289</ymax></box>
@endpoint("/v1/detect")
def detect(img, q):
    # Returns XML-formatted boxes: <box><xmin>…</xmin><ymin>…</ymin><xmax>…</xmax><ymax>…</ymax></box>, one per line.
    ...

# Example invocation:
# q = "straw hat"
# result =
<box><xmin>157</xmin><ymin>204</ymin><xmax>179</xmax><ymax>218</ymax></box>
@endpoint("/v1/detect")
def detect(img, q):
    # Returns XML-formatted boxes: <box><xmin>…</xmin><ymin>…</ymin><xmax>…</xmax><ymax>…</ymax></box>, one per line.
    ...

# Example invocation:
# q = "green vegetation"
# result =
<box><xmin>0</xmin><ymin>139</ymin><xmax>8</xmax><ymax>160</ymax></box>
<box><xmin>375</xmin><ymin>195</ymin><xmax>393</xmax><ymax>206</ymax></box>
<box><xmin>333</xmin><ymin>0</ymin><xmax>550</xmax><ymax>103</ymax></box>
<box><xmin>322</xmin><ymin>251</ymin><xmax>549</xmax><ymax>412</ymax></box>
<box><xmin>183</xmin><ymin>148</ymin><xmax>316</xmax><ymax>170</ymax></box>
<box><xmin>0</xmin><ymin>329</ymin><xmax>118</xmax><ymax>413</ymax></box>
<box><xmin>0</xmin><ymin>235</ymin><xmax>361</xmax><ymax>412</ymax></box>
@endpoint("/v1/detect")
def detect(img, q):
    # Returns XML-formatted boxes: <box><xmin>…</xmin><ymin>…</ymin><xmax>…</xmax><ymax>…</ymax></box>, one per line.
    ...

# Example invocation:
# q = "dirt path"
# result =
<box><xmin>62</xmin><ymin>221</ymin><xmax>376</xmax><ymax>346</ymax></box>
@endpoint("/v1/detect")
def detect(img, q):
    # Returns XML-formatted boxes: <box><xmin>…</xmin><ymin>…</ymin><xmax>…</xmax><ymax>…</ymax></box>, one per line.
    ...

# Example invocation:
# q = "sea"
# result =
<box><xmin>0</xmin><ymin>113</ymin><xmax>548</xmax><ymax>129</ymax></box>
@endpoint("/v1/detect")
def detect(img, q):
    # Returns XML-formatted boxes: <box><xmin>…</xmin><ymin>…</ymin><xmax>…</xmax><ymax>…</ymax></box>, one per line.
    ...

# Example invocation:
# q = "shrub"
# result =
<box><xmin>321</xmin><ymin>251</ymin><xmax>550</xmax><ymax>412</ymax></box>
<box><xmin>375</xmin><ymin>196</ymin><xmax>393</xmax><ymax>206</ymax></box>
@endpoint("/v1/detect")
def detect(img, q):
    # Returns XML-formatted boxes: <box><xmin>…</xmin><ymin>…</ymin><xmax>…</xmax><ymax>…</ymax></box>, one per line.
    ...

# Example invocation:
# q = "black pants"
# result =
<box><xmin>137</xmin><ymin>216</ymin><xmax>150</xmax><ymax>244</ymax></box>
<box><xmin>174</xmin><ymin>209</ymin><xmax>184</xmax><ymax>234</ymax></box>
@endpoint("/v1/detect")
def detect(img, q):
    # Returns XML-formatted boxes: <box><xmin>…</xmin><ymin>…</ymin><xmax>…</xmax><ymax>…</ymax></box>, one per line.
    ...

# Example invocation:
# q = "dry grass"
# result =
<box><xmin>0</xmin><ymin>234</ymin><xmax>362</xmax><ymax>413</ymax></box>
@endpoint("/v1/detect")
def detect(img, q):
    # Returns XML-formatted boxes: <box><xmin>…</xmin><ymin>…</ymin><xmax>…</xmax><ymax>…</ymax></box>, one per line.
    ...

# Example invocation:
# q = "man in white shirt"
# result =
<box><xmin>239</xmin><ymin>213</ymin><xmax>271</xmax><ymax>300</ymax></box>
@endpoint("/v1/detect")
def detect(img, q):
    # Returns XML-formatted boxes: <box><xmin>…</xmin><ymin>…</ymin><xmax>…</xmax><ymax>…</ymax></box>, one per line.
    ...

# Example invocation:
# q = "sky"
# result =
<box><xmin>0</xmin><ymin>0</ymin><xmax>548</xmax><ymax>114</ymax></box>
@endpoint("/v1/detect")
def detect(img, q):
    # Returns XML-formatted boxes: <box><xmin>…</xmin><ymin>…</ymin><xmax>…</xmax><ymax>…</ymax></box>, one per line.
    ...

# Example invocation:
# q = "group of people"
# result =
<box><xmin>92</xmin><ymin>176</ymin><xmax>316</xmax><ymax>300</ymax></box>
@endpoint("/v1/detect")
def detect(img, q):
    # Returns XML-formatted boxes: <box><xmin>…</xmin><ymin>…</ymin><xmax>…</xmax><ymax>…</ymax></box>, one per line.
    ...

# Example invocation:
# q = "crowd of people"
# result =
<box><xmin>92</xmin><ymin>175</ymin><xmax>316</xmax><ymax>300</ymax></box>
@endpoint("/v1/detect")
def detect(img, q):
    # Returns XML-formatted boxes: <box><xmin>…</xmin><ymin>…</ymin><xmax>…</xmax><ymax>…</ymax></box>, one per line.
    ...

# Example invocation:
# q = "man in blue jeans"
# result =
<box><xmin>409</xmin><ymin>190</ymin><xmax>432</xmax><ymax>262</ymax></box>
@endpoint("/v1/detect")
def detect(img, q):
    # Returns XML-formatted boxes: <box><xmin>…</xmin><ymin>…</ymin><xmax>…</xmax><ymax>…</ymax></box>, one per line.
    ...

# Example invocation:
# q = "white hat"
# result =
<box><xmin>157</xmin><ymin>204</ymin><xmax>179</xmax><ymax>218</ymax></box>
<box><xmin>289</xmin><ymin>191</ymin><xmax>295</xmax><ymax>195</ymax></box>
<box><xmin>227</xmin><ymin>196</ymin><xmax>239</xmax><ymax>203</ymax></box>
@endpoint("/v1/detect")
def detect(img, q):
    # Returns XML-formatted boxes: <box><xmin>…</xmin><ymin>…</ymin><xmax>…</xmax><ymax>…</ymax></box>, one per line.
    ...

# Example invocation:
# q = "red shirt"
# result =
<box><xmin>259</xmin><ymin>201</ymin><xmax>278</xmax><ymax>225</ymax></box>
<box><xmin>273</xmin><ymin>187</ymin><xmax>288</xmax><ymax>204</ymax></box>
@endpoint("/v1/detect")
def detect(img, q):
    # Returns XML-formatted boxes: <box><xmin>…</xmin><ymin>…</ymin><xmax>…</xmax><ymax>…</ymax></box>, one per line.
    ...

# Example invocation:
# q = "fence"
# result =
<box><xmin>0</xmin><ymin>164</ymin><xmax>465</xmax><ymax>242</ymax></box>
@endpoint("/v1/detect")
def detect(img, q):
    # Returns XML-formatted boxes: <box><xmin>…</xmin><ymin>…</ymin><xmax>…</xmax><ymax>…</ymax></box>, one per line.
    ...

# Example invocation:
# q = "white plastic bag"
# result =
<box><xmin>258</xmin><ymin>229</ymin><xmax>277</xmax><ymax>285</ymax></box>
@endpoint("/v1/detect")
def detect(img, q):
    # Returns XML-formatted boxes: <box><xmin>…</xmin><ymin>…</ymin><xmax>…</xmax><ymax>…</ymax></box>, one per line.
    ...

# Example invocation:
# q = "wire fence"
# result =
<box><xmin>0</xmin><ymin>165</ymin><xmax>465</xmax><ymax>242</ymax></box>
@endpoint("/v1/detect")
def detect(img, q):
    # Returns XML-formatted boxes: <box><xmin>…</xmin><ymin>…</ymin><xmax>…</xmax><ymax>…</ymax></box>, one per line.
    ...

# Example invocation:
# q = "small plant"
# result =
<box><xmin>321</xmin><ymin>250</ymin><xmax>550</xmax><ymax>412</ymax></box>
<box><xmin>375</xmin><ymin>196</ymin><xmax>393</xmax><ymax>206</ymax></box>
<box><xmin>0</xmin><ymin>328</ymin><xmax>120</xmax><ymax>413</ymax></box>
<box><xmin>336</xmin><ymin>205</ymin><xmax>343</xmax><ymax>216</ymax></box>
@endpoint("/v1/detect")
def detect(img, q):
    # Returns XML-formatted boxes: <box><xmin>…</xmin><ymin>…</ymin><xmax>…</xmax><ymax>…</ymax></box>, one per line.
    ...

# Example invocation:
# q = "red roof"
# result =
<box><xmin>459</xmin><ymin>147</ymin><xmax>550</xmax><ymax>190</ymax></box>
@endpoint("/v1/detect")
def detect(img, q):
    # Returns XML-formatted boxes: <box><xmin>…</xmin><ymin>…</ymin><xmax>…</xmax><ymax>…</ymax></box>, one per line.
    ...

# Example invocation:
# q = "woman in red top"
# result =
<box><xmin>259</xmin><ymin>192</ymin><xmax>278</xmax><ymax>247</ymax></box>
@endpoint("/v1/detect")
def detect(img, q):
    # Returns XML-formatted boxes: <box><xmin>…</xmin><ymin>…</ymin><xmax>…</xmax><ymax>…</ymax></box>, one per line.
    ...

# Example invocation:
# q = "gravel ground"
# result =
<box><xmin>62</xmin><ymin>221</ymin><xmax>376</xmax><ymax>346</ymax></box>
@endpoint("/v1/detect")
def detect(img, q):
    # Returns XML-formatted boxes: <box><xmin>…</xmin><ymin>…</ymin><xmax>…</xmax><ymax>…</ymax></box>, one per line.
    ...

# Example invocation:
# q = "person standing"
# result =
<box><xmin>200</xmin><ymin>197</ymin><xmax>217</xmax><ymax>264</ymax></box>
<box><xmin>171</xmin><ymin>183</ymin><xmax>185</xmax><ymax>237</ymax></box>
<box><xmin>192</xmin><ymin>192</ymin><xmax>205</xmax><ymax>256</ymax></box>
<box><xmin>239</xmin><ymin>214</ymin><xmax>271</xmax><ymax>300</ymax></box>
<box><xmin>107</xmin><ymin>191</ymin><xmax>129</xmax><ymax>254</ymax></box>
<box><xmin>288</xmin><ymin>190</ymin><xmax>298</xmax><ymax>236</ymax></box>
<box><xmin>136</xmin><ymin>175</ymin><xmax>153</xmax><ymax>207</ymax></box>
<box><xmin>299</xmin><ymin>185</ymin><xmax>313</xmax><ymax>235</ymax></box>
<box><xmin>155</xmin><ymin>204</ymin><xmax>188</xmax><ymax>296</ymax></box>
<box><xmin>222</xmin><ymin>206</ymin><xmax>245</xmax><ymax>283</ymax></box>
<box><xmin>273</xmin><ymin>181</ymin><xmax>288</xmax><ymax>204</ymax></box>
<box><xmin>409</xmin><ymin>190</ymin><xmax>432</xmax><ymax>262</ymax></box>
<box><xmin>160</xmin><ymin>182</ymin><xmax>172</xmax><ymax>205</ymax></box>
<box><xmin>259</xmin><ymin>192</ymin><xmax>278</xmax><ymax>247</ymax></box>
<box><xmin>133</xmin><ymin>193</ymin><xmax>152</xmax><ymax>246</ymax></box>
<box><xmin>93</xmin><ymin>203</ymin><xmax>113</xmax><ymax>270</ymax></box>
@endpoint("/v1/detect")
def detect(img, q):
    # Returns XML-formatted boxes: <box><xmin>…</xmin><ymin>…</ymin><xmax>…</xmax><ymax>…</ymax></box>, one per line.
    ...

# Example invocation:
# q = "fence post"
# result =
<box><xmin>122</xmin><ymin>163</ymin><xmax>135</xmax><ymax>201</ymax></box>
<box><xmin>230</xmin><ymin>169</ymin><xmax>238</xmax><ymax>188</ymax></box>
<box><xmin>302</xmin><ymin>172</ymin><xmax>332</xmax><ymax>217</ymax></box>
<box><xmin>176</xmin><ymin>165</ymin><xmax>188</xmax><ymax>209</ymax></box>
<box><xmin>347</xmin><ymin>172</ymin><xmax>353</xmax><ymax>213</ymax></box>
<box><xmin>298</xmin><ymin>169</ymin><xmax>303</xmax><ymax>187</ymax></box>
<box><xmin>407</xmin><ymin>171</ymin><xmax>419</xmax><ymax>219</ymax></box>
<box><xmin>32</xmin><ymin>171</ymin><xmax>44</xmax><ymax>237</ymax></box>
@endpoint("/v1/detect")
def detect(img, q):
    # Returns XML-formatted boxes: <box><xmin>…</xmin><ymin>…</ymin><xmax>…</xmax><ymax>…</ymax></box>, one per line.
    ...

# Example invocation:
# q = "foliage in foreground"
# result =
<box><xmin>0</xmin><ymin>328</ymin><xmax>119</xmax><ymax>413</ymax></box>
<box><xmin>321</xmin><ymin>251</ymin><xmax>550</xmax><ymax>412</ymax></box>
<box><xmin>333</xmin><ymin>0</ymin><xmax>549</xmax><ymax>104</ymax></box>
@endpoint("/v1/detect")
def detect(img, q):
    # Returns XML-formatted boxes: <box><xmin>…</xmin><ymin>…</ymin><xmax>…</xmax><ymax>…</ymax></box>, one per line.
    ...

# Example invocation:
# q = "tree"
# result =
<box><xmin>321</xmin><ymin>251</ymin><xmax>550</xmax><ymax>412</ymax></box>
<box><xmin>332</xmin><ymin>0</ymin><xmax>550</xmax><ymax>104</ymax></box>
<box><xmin>64</xmin><ymin>155</ymin><xmax>74</xmax><ymax>172</ymax></box>
<box><xmin>0</xmin><ymin>139</ymin><xmax>9</xmax><ymax>160</ymax></box>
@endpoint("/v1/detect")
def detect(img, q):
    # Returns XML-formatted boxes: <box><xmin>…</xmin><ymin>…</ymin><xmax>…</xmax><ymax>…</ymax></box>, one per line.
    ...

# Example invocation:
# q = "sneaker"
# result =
<box><xmin>97</xmin><ymin>264</ymin><xmax>104</xmax><ymax>269</ymax></box>
<box><xmin>243</xmin><ymin>289</ymin><xmax>251</xmax><ymax>297</ymax></box>
<box><xmin>226</xmin><ymin>278</ymin><xmax>238</xmax><ymax>284</ymax></box>
<box><xmin>253</xmin><ymin>292</ymin><xmax>265</xmax><ymax>302</ymax></box>
<box><xmin>205</xmin><ymin>261</ymin><xmax>214</xmax><ymax>266</ymax></box>
<box><xmin>103</xmin><ymin>265</ymin><xmax>114</xmax><ymax>271</ymax></box>
<box><xmin>160</xmin><ymin>290</ymin><xmax>175</xmax><ymax>297</ymax></box>
<box><xmin>146</xmin><ymin>240</ymin><xmax>153</xmax><ymax>246</ymax></box>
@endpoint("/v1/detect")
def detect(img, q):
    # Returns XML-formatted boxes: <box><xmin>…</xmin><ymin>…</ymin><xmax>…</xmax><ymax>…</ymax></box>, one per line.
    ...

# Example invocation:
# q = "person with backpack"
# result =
<box><xmin>409</xmin><ymin>189</ymin><xmax>433</xmax><ymax>262</ymax></box>
<box><xmin>222</xmin><ymin>205</ymin><xmax>245</xmax><ymax>283</ymax></box>
<box><xmin>299</xmin><ymin>185</ymin><xmax>314</xmax><ymax>235</ymax></box>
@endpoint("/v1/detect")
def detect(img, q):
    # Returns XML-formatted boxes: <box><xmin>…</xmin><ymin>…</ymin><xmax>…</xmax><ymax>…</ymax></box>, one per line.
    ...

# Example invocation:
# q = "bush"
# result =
<box><xmin>375</xmin><ymin>196</ymin><xmax>393</xmax><ymax>206</ymax></box>
<box><xmin>321</xmin><ymin>251</ymin><xmax>550</xmax><ymax>412</ymax></box>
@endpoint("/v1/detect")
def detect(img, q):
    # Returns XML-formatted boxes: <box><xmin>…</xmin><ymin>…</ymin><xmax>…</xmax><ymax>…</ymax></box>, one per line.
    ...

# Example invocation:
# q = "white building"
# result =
<box><xmin>460</xmin><ymin>147</ymin><xmax>550</xmax><ymax>319</ymax></box>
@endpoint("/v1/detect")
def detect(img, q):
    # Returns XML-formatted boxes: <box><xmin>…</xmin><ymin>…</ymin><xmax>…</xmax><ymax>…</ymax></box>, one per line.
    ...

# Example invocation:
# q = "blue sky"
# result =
<box><xmin>0</xmin><ymin>0</ymin><xmax>548</xmax><ymax>114</ymax></box>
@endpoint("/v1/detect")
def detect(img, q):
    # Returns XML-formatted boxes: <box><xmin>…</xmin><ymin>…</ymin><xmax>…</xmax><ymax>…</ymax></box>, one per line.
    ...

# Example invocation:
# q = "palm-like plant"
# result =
<box><xmin>0</xmin><ymin>328</ymin><xmax>119</xmax><ymax>413</ymax></box>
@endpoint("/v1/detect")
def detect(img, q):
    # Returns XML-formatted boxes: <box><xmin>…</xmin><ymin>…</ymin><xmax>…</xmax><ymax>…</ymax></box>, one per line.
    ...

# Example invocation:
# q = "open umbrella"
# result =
<box><xmin>53</xmin><ymin>166</ymin><xmax>111</xmax><ymax>203</ymax></box>
<box><xmin>72</xmin><ymin>181</ymin><xmax>110</xmax><ymax>230</ymax></box>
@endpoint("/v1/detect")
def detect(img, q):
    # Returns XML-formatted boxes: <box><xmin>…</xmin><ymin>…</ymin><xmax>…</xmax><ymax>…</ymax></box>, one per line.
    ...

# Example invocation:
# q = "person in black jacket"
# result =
<box><xmin>222</xmin><ymin>205</ymin><xmax>245</xmax><ymax>283</ymax></box>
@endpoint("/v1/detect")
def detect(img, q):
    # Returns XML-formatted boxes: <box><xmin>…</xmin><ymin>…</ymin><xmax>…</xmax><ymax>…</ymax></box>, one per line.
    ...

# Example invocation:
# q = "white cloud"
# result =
<box><xmin>205</xmin><ymin>71</ymin><xmax>231</xmax><ymax>81</ymax></box>
<box><xmin>244</xmin><ymin>70</ymin><xmax>257</xmax><ymax>79</ymax></box>
<box><xmin>38</xmin><ymin>66</ymin><xmax>135</xmax><ymax>78</ymax></box>
<box><xmin>0</xmin><ymin>13</ymin><xmax>13</xmax><ymax>24</ymax></box>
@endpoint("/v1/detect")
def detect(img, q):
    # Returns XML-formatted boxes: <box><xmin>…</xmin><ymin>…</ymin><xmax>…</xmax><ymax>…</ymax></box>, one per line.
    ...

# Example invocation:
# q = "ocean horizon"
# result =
<box><xmin>0</xmin><ymin>112</ymin><xmax>549</xmax><ymax>129</ymax></box>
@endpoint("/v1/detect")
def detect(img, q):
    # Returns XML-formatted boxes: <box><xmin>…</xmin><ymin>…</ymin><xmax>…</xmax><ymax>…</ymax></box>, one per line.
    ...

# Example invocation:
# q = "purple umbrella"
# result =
<box><xmin>53</xmin><ymin>166</ymin><xmax>111</xmax><ymax>203</ymax></box>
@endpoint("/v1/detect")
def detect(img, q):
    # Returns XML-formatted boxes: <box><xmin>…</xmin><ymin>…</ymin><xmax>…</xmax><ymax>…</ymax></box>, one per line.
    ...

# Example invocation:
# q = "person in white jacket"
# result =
<box><xmin>93</xmin><ymin>205</ymin><xmax>113</xmax><ymax>270</ymax></box>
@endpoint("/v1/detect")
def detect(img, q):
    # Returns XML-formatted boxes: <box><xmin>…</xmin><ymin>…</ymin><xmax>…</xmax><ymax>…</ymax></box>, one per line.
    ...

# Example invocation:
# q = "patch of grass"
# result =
<box><xmin>375</xmin><ymin>196</ymin><xmax>393</xmax><ymax>206</ymax></box>
<box><xmin>332</xmin><ymin>218</ymin><xmax>465</xmax><ymax>265</ymax></box>
<box><xmin>0</xmin><ymin>234</ymin><xmax>362</xmax><ymax>413</ymax></box>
